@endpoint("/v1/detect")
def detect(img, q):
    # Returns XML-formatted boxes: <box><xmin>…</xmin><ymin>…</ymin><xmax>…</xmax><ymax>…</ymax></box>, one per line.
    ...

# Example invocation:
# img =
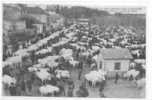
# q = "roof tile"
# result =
<box><xmin>100</xmin><ymin>48</ymin><xmax>133</xmax><ymax>60</ymax></box>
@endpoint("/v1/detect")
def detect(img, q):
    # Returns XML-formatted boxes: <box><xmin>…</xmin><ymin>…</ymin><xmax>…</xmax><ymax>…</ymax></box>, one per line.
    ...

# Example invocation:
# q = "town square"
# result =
<box><xmin>2</xmin><ymin>4</ymin><xmax>146</xmax><ymax>98</ymax></box>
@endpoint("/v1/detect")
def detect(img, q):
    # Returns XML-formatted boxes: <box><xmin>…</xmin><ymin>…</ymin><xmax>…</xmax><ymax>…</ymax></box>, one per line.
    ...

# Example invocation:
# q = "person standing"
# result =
<box><xmin>16</xmin><ymin>85</ymin><xmax>21</xmax><ymax>96</ymax></box>
<box><xmin>78</xmin><ymin>61</ymin><xmax>83</xmax><ymax>80</ymax></box>
<box><xmin>68</xmin><ymin>80</ymin><xmax>75</xmax><ymax>90</ymax></box>
<box><xmin>21</xmin><ymin>80</ymin><xmax>26</xmax><ymax>94</ymax></box>
<box><xmin>129</xmin><ymin>75</ymin><xmax>134</xmax><ymax>81</ymax></box>
<box><xmin>9</xmin><ymin>83</ymin><xmax>16</xmax><ymax>96</ymax></box>
<box><xmin>76</xmin><ymin>48</ymin><xmax>81</xmax><ymax>58</ymax></box>
<box><xmin>76</xmin><ymin>84</ymin><xmax>89</xmax><ymax>97</ymax></box>
<box><xmin>67</xmin><ymin>86</ymin><xmax>74</xmax><ymax>97</ymax></box>
<box><xmin>87</xmin><ymin>54</ymin><xmax>92</xmax><ymax>68</ymax></box>
<box><xmin>99</xmin><ymin>92</ymin><xmax>106</xmax><ymax>97</ymax></box>
<box><xmin>99</xmin><ymin>83</ymin><xmax>104</xmax><ymax>93</ymax></box>
<box><xmin>115</xmin><ymin>72</ymin><xmax>119</xmax><ymax>84</ymax></box>
<box><xmin>26</xmin><ymin>79</ymin><xmax>32</xmax><ymax>92</ymax></box>
<box><xmin>57</xmin><ymin>80</ymin><xmax>65</xmax><ymax>96</ymax></box>
<box><xmin>60</xmin><ymin>85</ymin><xmax>65</xmax><ymax>96</ymax></box>
<box><xmin>78</xmin><ymin>69</ymin><xmax>82</xmax><ymax>80</ymax></box>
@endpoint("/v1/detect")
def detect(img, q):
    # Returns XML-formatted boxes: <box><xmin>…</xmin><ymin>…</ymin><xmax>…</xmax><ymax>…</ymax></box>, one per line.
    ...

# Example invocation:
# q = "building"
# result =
<box><xmin>76</xmin><ymin>18</ymin><xmax>90</xmax><ymax>25</ymax></box>
<box><xmin>33</xmin><ymin>23</ymin><xmax>44</xmax><ymax>33</ymax></box>
<box><xmin>20</xmin><ymin>14</ymin><xmax>45</xmax><ymax>33</ymax></box>
<box><xmin>3</xmin><ymin>16</ymin><xmax>26</xmax><ymax>35</ymax></box>
<box><xmin>3</xmin><ymin>4</ymin><xmax>22</xmax><ymax>19</ymax></box>
<box><xmin>4</xmin><ymin>18</ymin><xmax>26</xmax><ymax>32</ymax></box>
<box><xmin>97</xmin><ymin>48</ymin><xmax>133</xmax><ymax>78</ymax></box>
<box><xmin>21</xmin><ymin>6</ymin><xmax>49</xmax><ymax>24</ymax></box>
<box><xmin>3</xmin><ymin>4</ymin><xmax>26</xmax><ymax>33</ymax></box>
<box><xmin>47</xmin><ymin>12</ymin><xmax>64</xmax><ymax>30</ymax></box>
<box><xmin>22</xmin><ymin>6</ymin><xmax>50</xmax><ymax>32</ymax></box>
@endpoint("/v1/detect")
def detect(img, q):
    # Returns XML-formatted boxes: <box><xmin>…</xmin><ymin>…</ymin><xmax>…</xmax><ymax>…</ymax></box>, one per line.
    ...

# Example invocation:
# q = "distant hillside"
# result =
<box><xmin>91</xmin><ymin>14</ymin><xmax>145</xmax><ymax>36</ymax></box>
<box><xmin>47</xmin><ymin>5</ymin><xmax>145</xmax><ymax>36</ymax></box>
<box><xmin>46</xmin><ymin>5</ymin><xmax>110</xmax><ymax>18</ymax></box>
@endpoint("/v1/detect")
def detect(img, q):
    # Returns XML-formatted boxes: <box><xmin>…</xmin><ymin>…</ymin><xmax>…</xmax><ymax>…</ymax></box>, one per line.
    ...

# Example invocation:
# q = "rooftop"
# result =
<box><xmin>20</xmin><ymin>6</ymin><xmax>49</xmax><ymax>15</ymax></box>
<box><xmin>100</xmin><ymin>48</ymin><xmax>133</xmax><ymax>60</ymax></box>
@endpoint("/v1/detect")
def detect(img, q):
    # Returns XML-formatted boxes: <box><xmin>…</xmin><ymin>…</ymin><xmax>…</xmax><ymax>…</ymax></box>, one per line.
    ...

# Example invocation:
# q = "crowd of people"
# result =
<box><xmin>3</xmin><ymin>22</ymin><xmax>145</xmax><ymax>97</ymax></box>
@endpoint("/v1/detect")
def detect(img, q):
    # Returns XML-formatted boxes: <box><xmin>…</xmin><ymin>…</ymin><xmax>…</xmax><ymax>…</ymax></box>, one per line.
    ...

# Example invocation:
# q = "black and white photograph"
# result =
<box><xmin>2</xmin><ymin>1</ymin><xmax>147</xmax><ymax>98</ymax></box>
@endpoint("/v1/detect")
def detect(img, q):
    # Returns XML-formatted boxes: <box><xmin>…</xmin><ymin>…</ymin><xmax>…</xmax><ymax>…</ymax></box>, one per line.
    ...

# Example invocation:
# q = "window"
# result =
<box><xmin>114</xmin><ymin>62</ymin><xmax>121</xmax><ymax>70</ymax></box>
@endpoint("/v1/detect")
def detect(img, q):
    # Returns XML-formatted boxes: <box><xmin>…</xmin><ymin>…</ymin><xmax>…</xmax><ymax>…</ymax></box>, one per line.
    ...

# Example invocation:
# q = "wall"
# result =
<box><xmin>15</xmin><ymin>21</ymin><xmax>26</xmax><ymax>30</ymax></box>
<box><xmin>3</xmin><ymin>5</ymin><xmax>21</xmax><ymax>20</ymax></box>
<box><xmin>33</xmin><ymin>24</ymin><xmax>43</xmax><ymax>33</ymax></box>
<box><xmin>104</xmin><ymin>59</ymin><xmax>130</xmax><ymax>72</ymax></box>
<box><xmin>104</xmin><ymin>59</ymin><xmax>130</xmax><ymax>78</ymax></box>
<box><xmin>3</xmin><ymin>20</ymin><xmax>13</xmax><ymax>31</ymax></box>
<box><xmin>30</xmin><ymin>14</ymin><xmax>47</xmax><ymax>23</ymax></box>
<box><xmin>4</xmin><ymin>20</ymin><xmax>26</xmax><ymax>32</ymax></box>
<box><xmin>97</xmin><ymin>52</ymin><xmax>130</xmax><ymax>72</ymax></box>
<box><xmin>97</xmin><ymin>53</ymin><xmax>131</xmax><ymax>78</ymax></box>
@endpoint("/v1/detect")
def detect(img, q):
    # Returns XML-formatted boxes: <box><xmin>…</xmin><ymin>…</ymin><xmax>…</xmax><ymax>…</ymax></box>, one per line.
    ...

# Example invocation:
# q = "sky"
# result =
<box><xmin>27</xmin><ymin>4</ymin><xmax>145</xmax><ymax>14</ymax></box>
<box><xmin>27</xmin><ymin>4</ymin><xmax>47</xmax><ymax>9</ymax></box>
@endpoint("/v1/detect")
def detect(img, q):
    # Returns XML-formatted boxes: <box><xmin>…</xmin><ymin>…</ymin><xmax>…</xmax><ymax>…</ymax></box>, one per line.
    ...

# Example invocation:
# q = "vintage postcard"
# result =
<box><xmin>1</xmin><ymin>0</ymin><xmax>149</xmax><ymax>99</ymax></box>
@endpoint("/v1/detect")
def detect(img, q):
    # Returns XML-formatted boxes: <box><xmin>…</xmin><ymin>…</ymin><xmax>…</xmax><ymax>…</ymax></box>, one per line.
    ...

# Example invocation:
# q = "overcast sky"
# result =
<box><xmin>27</xmin><ymin>4</ymin><xmax>145</xmax><ymax>14</ymax></box>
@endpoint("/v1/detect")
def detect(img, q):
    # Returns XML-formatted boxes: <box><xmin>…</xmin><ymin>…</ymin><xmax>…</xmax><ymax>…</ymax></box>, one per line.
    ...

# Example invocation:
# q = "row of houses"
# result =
<box><xmin>3</xmin><ymin>4</ymin><xmax>48</xmax><ymax>34</ymax></box>
<box><xmin>3</xmin><ymin>4</ymin><xmax>65</xmax><ymax>59</ymax></box>
<box><xmin>3</xmin><ymin>4</ymin><xmax>64</xmax><ymax>35</ymax></box>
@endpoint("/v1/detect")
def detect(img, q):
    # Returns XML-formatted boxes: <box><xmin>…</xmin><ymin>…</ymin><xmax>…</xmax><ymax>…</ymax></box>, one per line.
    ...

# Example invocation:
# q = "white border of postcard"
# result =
<box><xmin>0</xmin><ymin>0</ymin><xmax>152</xmax><ymax>100</ymax></box>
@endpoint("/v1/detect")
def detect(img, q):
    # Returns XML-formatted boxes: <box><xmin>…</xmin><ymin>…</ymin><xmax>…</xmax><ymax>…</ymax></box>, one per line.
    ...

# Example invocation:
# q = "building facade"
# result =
<box><xmin>97</xmin><ymin>48</ymin><xmax>133</xmax><ymax>78</ymax></box>
<box><xmin>3</xmin><ymin>4</ymin><xmax>26</xmax><ymax>33</ymax></box>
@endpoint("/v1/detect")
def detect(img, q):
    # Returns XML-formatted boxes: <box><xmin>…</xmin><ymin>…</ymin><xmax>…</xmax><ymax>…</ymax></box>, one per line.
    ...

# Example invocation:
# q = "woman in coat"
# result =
<box><xmin>9</xmin><ymin>83</ymin><xmax>16</xmax><ymax>96</ymax></box>
<box><xmin>67</xmin><ymin>87</ymin><xmax>74</xmax><ymax>97</ymax></box>
<box><xmin>76</xmin><ymin>85</ymin><xmax>89</xmax><ymax>97</ymax></box>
